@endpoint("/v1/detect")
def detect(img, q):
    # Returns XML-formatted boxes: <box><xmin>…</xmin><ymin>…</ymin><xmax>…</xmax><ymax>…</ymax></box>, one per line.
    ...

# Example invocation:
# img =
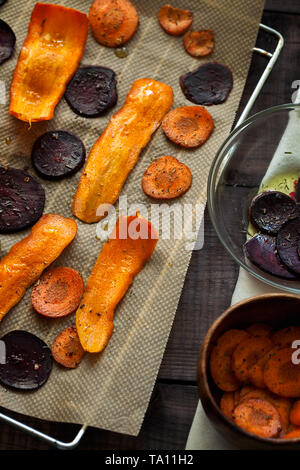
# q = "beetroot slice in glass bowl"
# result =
<box><xmin>0</xmin><ymin>18</ymin><xmax>15</xmax><ymax>65</ymax></box>
<box><xmin>0</xmin><ymin>330</ymin><xmax>52</xmax><ymax>391</ymax></box>
<box><xmin>277</xmin><ymin>218</ymin><xmax>300</xmax><ymax>274</ymax></box>
<box><xmin>249</xmin><ymin>190</ymin><xmax>300</xmax><ymax>235</ymax></box>
<box><xmin>32</xmin><ymin>130</ymin><xmax>86</xmax><ymax>180</ymax></box>
<box><xmin>64</xmin><ymin>65</ymin><xmax>117</xmax><ymax>118</ymax></box>
<box><xmin>0</xmin><ymin>166</ymin><xmax>45</xmax><ymax>233</ymax></box>
<box><xmin>243</xmin><ymin>233</ymin><xmax>296</xmax><ymax>280</ymax></box>
<box><xmin>179</xmin><ymin>62</ymin><xmax>233</xmax><ymax>105</ymax></box>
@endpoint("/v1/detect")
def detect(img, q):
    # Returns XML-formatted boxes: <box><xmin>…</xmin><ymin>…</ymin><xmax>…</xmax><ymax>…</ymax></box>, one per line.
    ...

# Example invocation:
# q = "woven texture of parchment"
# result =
<box><xmin>0</xmin><ymin>0</ymin><xmax>265</xmax><ymax>435</ymax></box>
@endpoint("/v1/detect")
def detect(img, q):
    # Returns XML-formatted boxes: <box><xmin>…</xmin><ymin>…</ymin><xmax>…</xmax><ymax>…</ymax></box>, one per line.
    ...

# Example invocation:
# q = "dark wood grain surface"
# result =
<box><xmin>0</xmin><ymin>1</ymin><xmax>299</xmax><ymax>450</ymax></box>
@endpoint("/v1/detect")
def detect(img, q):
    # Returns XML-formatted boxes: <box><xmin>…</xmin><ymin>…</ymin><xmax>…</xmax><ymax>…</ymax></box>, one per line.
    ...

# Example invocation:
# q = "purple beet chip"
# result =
<box><xmin>0</xmin><ymin>330</ymin><xmax>52</xmax><ymax>391</ymax></box>
<box><xmin>32</xmin><ymin>130</ymin><xmax>86</xmax><ymax>180</ymax></box>
<box><xmin>0</xmin><ymin>18</ymin><xmax>15</xmax><ymax>65</ymax></box>
<box><xmin>277</xmin><ymin>218</ymin><xmax>300</xmax><ymax>274</ymax></box>
<box><xmin>0</xmin><ymin>166</ymin><xmax>45</xmax><ymax>233</ymax></box>
<box><xmin>243</xmin><ymin>233</ymin><xmax>296</xmax><ymax>279</ymax></box>
<box><xmin>249</xmin><ymin>190</ymin><xmax>300</xmax><ymax>235</ymax></box>
<box><xmin>65</xmin><ymin>65</ymin><xmax>117</xmax><ymax>118</ymax></box>
<box><xmin>179</xmin><ymin>62</ymin><xmax>233</xmax><ymax>105</ymax></box>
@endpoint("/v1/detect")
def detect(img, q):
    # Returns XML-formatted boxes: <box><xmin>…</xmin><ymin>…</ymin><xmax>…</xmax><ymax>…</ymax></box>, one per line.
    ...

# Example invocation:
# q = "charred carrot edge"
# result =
<box><xmin>209</xmin><ymin>329</ymin><xmax>250</xmax><ymax>392</ymax></box>
<box><xmin>158</xmin><ymin>4</ymin><xmax>193</xmax><ymax>36</ymax></box>
<box><xmin>162</xmin><ymin>106</ymin><xmax>214</xmax><ymax>149</ymax></box>
<box><xmin>142</xmin><ymin>155</ymin><xmax>192</xmax><ymax>199</ymax></box>
<box><xmin>183</xmin><ymin>30</ymin><xmax>214</xmax><ymax>57</ymax></box>
<box><xmin>231</xmin><ymin>336</ymin><xmax>273</xmax><ymax>384</ymax></box>
<box><xmin>31</xmin><ymin>267</ymin><xmax>84</xmax><ymax>318</ymax></box>
<box><xmin>51</xmin><ymin>326</ymin><xmax>85</xmax><ymax>368</ymax></box>
<box><xmin>232</xmin><ymin>398</ymin><xmax>282</xmax><ymax>438</ymax></box>
<box><xmin>9</xmin><ymin>3</ymin><xmax>88</xmax><ymax>122</ymax></box>
<box><xmin>89</xmin><ymin>0</ymin><xmax>138</xmax><ymax>47</ymax></box>
<box><xmin>0</xmin><ymin>214</ymin><xmax>77</xmax><ymax>322</ymax></box>
<box><xmin>76</xmin><ymin>214</ymin><xmax>159</xmax><ymax>353</ymax></box>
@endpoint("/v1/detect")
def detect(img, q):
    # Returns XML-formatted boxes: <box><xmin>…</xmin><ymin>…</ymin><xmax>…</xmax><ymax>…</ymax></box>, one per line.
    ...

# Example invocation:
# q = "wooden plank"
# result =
<box><xmin>0</xmin><ymin>384</ymin><xmax>198</xmax><ymax>450</ymax></box>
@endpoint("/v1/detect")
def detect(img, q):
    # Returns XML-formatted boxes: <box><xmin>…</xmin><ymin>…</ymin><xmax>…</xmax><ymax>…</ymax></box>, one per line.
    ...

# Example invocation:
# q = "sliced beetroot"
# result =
<box><xmin>250</xmin><ymin>191</ymin><xmax>300</xmax><ymax>235</ymax></box>
<box><xmin>0</xmin><ymin>18</ymin><xmax>15</xmax><ymax>65</ymax></box>
<box><xmin>0</xmin><ymin>166</ymin><xmax>45</xmax><ymax>233</ymax></box>
<box><xmin>32</xmin><ymin>130</ymin><xmax>86</xmax><ymax>180</ymax></box>
<box><xmin>0</xmin><ymin>330</ymin><xmax>52</xmax><ymax>391</ymax></box>
<box><xmin>179</xmin><ymin>62</ymin><xmax>233</xmax><ymax>105</ymax></box>
<box><xmin>277</xmin><ymin>218</ymin><xmax>300</xmax><ymax>274</ymax></box>
<box><xmin>65</xmin><ymin>66</ymin><xmax>117</xmax><ymax>118</ymax></box>
<box><xmin>243</xmin><ymin>233</ymin><xmax>296</xmax><ymax>279</ymax></box>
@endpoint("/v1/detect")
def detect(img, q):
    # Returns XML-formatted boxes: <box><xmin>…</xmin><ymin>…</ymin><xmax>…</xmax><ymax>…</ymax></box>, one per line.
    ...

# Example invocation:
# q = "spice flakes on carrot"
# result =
<box><xmin>89</xmin><ymin>0</ymin><xmax>138</xmax><ymax>47</ymax></box>
<box><xmin>142</xmin><ymin>155</ymin><xmax>192</xmax><ymax>199</ymax></box>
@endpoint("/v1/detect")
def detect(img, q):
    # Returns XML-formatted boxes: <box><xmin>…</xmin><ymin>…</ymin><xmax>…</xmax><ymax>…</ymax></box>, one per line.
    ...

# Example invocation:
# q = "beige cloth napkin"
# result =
<box><xmin>186</xmin><ymin>93</ymin><xmax>300</xmax><ymax>450</ymax></box>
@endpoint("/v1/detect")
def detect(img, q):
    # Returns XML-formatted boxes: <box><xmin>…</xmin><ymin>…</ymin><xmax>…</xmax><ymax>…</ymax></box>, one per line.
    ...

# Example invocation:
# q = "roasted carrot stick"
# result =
<box><xmin>0</xmin><ymin>214</ymin><xmax>77</xmax><ymax>321</ymax></box>
<box><xmin>76</xmin><ymin>214</ymin><xmax>158</xmax><ymax>352</ymax></box>
<box><xmin>73</xmin><ymin>78</ymin><xmax>173</xmax><ymax>223</ymax></box>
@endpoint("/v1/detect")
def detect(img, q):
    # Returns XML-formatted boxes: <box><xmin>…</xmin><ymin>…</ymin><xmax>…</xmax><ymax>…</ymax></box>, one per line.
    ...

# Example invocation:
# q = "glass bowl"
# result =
<box><xmin>207</xmin><ymin>103</ymin><xmax>300</xmax><ymax>294</ymax></box>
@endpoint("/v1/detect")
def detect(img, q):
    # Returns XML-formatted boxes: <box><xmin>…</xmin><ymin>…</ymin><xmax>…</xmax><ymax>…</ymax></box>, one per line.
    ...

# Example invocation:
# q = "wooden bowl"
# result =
<box><xmin>198</xmin><ymin>293</ymin><xmax>300</xmax><ymax>450</ymax></box>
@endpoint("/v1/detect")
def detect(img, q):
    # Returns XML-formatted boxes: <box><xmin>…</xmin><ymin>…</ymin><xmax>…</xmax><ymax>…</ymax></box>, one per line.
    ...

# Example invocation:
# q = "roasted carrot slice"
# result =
<box><xmin>76</xmin><ymin>214</ymin><xmax>158</xmax><ymax>353</ymax></box>
<box><xmin>271</xmin><ymin>326</ymin><xmax>300</xmax><ymax>348</ymax></box>
<box><xmin>233</xmin><ymin>398</ymin><xmax>281</xmax><ymax>438</ymax></box>
<box><xmin>264</xmin><ymin>348</ymin><xmax>300</xmax><ymax>398</ymax></box>
<box><xmin>247</xmin><ymin>323</ymin><xmax>272</xmax><ymax>337</ymax></box>
<box><xmin>162</xmin><ymin>106</ymin><xmax>214</xmax><ymax>148</ymax></box>
<box><xmin>142</xmin><ymin>155</ymin><xmax>192</xmax><ymax>199</ymax></box>
<box><xmin>31</xmin><ymin>267</ymin><xmax>84</xmax><ymax>318</ymax></box>
<box><xmin>158</xmin><ymin>4</ymin><xmax>193</xmax><ymax>36</ymax></box>
<box><xmin>220</xmin><ymin>391</ymin><xmax>240</xmax><ymax>421</ymax></box>
<box><xmin>9</xmin><ymin>3</ymin><xmax>88</xmax><ymax>123</ymax></box>
<box><xmin>51</xmin><ymin>326</ymin><xmax>85</xmax><ymax>368</ymax></box>
<box><xmin>73</xmin><ymin>78</ymin><xmax>173</xmax><ymax>223</ymax></box>
<box><xmin>0</xmin><ymin>214</ymin><xmax>77</xmax><ymax>322</ymax></box>
<box><xmin>89</xmin><ymin>0</ymin><xmax>138</xmax><ymax>47</ymax></box>
<box><xmin>210</xmin><ymin>329</ymin><xmax>250</xmax><ymax>392</ymax></box>
<box><xmin>290</xmin><ymin>400</ymin><xmax>300</xmax><ymax>426</ymax></box>
<box><xmin>240</xmin><ymin>388</ymin><xmax>292</xmax><ymax>435</ymax></box>
<box><xmin>232</xmin><ymin>336</ymin><xmax>273</xmax><ymax>384</ymax></box>
<box><xmin>248</xmin><ymin>347</ymin><xmax>279</xmax><ymax>389</ymax></box>
<box><xmin>282</xmin><ymin>428</ymin><xmax>300</xmax><ymax>439</ymax></box>
<box><xmin>183</xmin><ymin>30</ymin><xmax>214</xmax><ymax>57</ymax></box>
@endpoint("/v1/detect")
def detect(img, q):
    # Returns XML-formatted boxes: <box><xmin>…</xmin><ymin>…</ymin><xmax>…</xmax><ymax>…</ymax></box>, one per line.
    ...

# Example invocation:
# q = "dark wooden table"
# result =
<box><xmin>1</xmin><ymin>0</ymin><xmax>299</xmax><ymax>450</ymax></box>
